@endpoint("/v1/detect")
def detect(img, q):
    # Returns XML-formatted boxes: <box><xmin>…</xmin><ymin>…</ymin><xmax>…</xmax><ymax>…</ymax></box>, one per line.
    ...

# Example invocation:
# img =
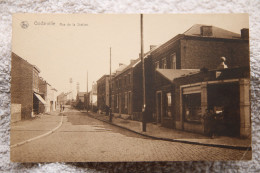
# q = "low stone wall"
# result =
<box><xmin>11</xmin><ymin>104</ymin><xmax>21</xmax><ymax>123</ymax></box>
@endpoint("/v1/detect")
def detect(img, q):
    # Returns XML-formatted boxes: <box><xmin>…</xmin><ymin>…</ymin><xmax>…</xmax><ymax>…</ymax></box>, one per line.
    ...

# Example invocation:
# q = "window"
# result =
<box><xmin>125</xmin><ymin>92</ymin><xmax>128</xmax><ymax>109</ymax></box>
<box><xmin>167</xmin><ymin>93</ymin><xmax>172</xmax><ymax>106</ymax></box>
<box><xmin>155</xmin><ymin>61</ymin><xmax>160</xmax><ymax>69</ymax></box>
<box><xmin>162</xmin><ymin>58</ymin><xmax>167</xmax><ymax>69</ymax></box>
<box><xmin>165</xmin><ymin>92</ymin><xmax>172</xmax><ymax>117</ymax></box>
<box><xmin>183</xmin><ymin>93</ymin><xmax>202</xmax><ymax>122</ymax></box>
<box><xmin>116</xmin><ymin>94</ymin><xmax>118</xmax><ymax>108</ymax></box>
<box><xmin>128</xmin><ymin>73</ymin><xmax>131</xmax><ymax>85</ymax></box>
<box><xmin>112</xmin><ymin>95</ymin><xmax>114</xmax><ymax>109</ymax></box>
<box><xmin>119</xmin><ymin>78</ymin><xmax>122</xmax><ymax>88</ymax></box>
<box><xmin>170</xmin><ymin>53</ymin><xmax>176</xmax><ymax>69</ymax></box>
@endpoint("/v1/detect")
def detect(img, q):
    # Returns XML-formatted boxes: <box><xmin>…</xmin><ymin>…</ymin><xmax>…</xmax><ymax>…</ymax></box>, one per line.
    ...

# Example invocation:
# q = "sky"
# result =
<box><xmin>12</xmin><ymin>14</ymin><xmax>249</xmax><ymax>97</ymax></box>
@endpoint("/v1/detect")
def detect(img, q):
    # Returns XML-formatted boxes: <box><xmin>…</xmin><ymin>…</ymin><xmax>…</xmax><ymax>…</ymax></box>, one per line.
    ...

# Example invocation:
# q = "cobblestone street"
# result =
<box><xmin>11</xmin><ymin>109</ymin><xmax>251</xmax><ymax>162</ymax></box>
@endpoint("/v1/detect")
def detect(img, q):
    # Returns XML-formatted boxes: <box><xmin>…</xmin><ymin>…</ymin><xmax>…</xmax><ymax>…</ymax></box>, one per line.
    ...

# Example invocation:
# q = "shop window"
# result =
<box><xmin>183</xmin><ymin>93</ymin><xmax>202</xmax><ymax>122</ymax></box>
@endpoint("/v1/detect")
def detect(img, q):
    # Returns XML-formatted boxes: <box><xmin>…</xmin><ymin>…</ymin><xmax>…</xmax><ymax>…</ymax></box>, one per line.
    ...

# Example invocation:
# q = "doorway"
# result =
<box><xmin>207</xmin><ymin>82</ymin><xmax>240</xmax><ymax>137</ymax></box>
<box><xmin>128</xmin><ymin>91</ymin><xmax>132</xmax><ymax>115</ymax></box>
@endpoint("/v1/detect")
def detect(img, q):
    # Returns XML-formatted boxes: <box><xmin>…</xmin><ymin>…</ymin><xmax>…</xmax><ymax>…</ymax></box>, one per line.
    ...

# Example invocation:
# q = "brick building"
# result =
<box><xmin>96</xmin><ymin>24</ymin><xmax>250</xmax><ymax>138</ymax></box>
<box><xmin>111</xmin><ymin>47</ymin><xmax>156</xmax><ymax>120</ymax></box>
<box><xmin>11</xmin><ymin>52</ymin><xmax>46</xmax><ymax>119</ymax></box>
<box><xmin>39</xmin><ymin>77</ymin><xmax>58</xmax><ymax>113</ymax></box>
<box><xmin>111</xmin><ymin>59</ymin><xmax>138</xmax><ymax>118</ymax></box>
<box><xmin>97</xmin><ymin>75</ymin><xmax>110</xmax><ymax>112</ymax></box>
<box><xmin>148</xmin><ymin>25</ymin><xmax>250</xmax><ymax>137</ymax></box>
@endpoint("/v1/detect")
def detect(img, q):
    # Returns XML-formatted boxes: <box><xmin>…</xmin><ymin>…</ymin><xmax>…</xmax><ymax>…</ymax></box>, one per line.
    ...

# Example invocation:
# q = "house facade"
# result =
<box><xmin>57</xmin><ymin>92</ymin><xmax>69</xmax><ymax>106</ymax></box>
<box><xmin>11</xmin><ymin>52</ymin><xmax>46</xmax><ymax>119</ymax></box>
<box><xmin>90</xmin><ymin>83</ymin><xmax>98</xmax><ymax>107</ymax></box>
<box><xmin>39</xmin><ymin>78</ymin><xmax>58</xmax><ymax>113</ymax></box>
<box><xmin>97</xmin><ymin>75</ymin><xmax>110</xmax><ymax>112</ymax></box>
<box><xmin>111</xmin><ymin>60</ymin><xmax>137</xmax><ymax>118</ymax></box>
<box><xmin>110</xmin><ymin>48</ymin><xmax>155</xmax><ymax>120</ymax></box>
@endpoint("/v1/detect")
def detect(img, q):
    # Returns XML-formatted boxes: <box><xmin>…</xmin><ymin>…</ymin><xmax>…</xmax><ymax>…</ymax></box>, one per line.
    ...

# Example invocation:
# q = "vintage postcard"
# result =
<box><xmin>10</xmin><ymin>14</ymin><xmax>251</xmax><ymax>162</ymax></box>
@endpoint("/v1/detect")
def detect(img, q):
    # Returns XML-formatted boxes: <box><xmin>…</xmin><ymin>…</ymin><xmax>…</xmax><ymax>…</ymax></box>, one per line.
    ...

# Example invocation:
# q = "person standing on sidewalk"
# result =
<box><xmin>60</xmin><ymin>104</ymin><xmax>63</xmax><ymax>112</ymax></box>
<box><xmin>203</xmin><ymin>108</ymin><xmax>217</xmax><ymax>138</ymax></box>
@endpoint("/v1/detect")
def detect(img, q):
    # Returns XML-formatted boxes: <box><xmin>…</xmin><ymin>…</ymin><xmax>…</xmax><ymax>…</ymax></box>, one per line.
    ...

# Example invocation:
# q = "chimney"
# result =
<box><xmin>119</xmin><ymin>63</ymin><xmax>124</xmax><ymax>67</ymax></box>
<box><xmin>150</xmin><ymin>45</ymin><xmax>157</xmax><ymax>50</ymax></box>
<box><xmin>130</xmin><ymin>59</ymin><xmax>135</xmax><ymax>64</ymax></box>
<box><xmin>200</xmin><ymin>26</ymin><xmax>213</xmax><ymax>36</ymax></box>
<box><xmin>241</xmin><ymin>28</ymin><xmax>249</xmax><ymax>40</ymax></box>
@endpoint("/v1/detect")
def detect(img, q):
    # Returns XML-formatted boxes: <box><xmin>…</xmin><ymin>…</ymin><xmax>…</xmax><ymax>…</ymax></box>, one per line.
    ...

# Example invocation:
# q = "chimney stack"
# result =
<box><xmin>119</xmin><ymin>63</ymin><xmax>124</xmax><ymax>67</ymax></box>
<box><xmin>200</xmin><ymin>26</ymin><xmax>213</xmax><ymax>36</ymax></box>
<box><xmin>241</xmin><ymin>28</ymin><xmax>249</xmax><ymax>40</ymax></box>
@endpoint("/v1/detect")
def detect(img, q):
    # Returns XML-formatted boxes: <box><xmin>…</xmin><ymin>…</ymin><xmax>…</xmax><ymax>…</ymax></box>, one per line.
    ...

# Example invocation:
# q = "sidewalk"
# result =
<box><xmin>84</xmin><ymin>111</ymin><xmax>251</xmax><ymax>150</ymax></box>
<box><xmin>10</xmin><ymin>111</ymin><xmax>63</xmax><ymax>146</ymax></box>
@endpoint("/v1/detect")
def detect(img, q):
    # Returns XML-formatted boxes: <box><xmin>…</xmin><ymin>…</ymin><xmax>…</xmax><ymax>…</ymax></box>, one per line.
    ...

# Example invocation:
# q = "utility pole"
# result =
<box><xmin>109</xmin><ymin>47</ymin><xmax>112</xmax><ymax>122</ymax></box>
<box><xmin>86</xmin><ymin>70</ymin><xmax>88</xmax><ymax>111</ymax></box>
<box><xmin>141</xmin><ymin>14</ymin><xmax>146</xmax><ymax>132</ymax></box>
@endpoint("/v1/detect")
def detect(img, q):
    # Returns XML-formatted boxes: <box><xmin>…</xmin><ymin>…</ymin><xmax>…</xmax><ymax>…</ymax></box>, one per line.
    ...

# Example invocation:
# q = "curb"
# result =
<box><xmin>85</xmin><ymin>112</ymin><xmax>251</xmax><ymax>151</ymax></box>
<box><xmin>10</xmin><ymin>113</ymin><xmax>64</xmax><ymax>148</ymax></box>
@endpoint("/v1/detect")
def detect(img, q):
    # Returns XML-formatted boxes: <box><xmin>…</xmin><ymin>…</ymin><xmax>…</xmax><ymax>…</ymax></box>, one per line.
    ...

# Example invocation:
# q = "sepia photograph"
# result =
<box><xmin>10</xmin><ymin>13</ymin><xmax>251</xmax><ymax>162</ymax></box>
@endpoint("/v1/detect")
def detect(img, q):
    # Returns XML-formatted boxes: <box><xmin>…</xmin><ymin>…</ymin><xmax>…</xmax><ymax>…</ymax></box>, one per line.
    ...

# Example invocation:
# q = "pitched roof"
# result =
<box><xmin>156</xmin><ymin>69</ymin><xmax>200</xmax><ymax>82</ymax></box>
<box><xmin>114</xmin><ymin>58</ymin><xmax>140</xmax><ymax>77</ymax></box>
<box><xmin>114</xmin><ymin>46</ymin><xmax>160</xmax><ymax>78</ymax></box>
<box><xmin>112</xmin><ymin>64</ymin><xmax>127</xmax><ymax>76</ymax></box>
<box><xmin>183</xmin><ymin>24</ymin><xmax>241</xmax><ymax>39</ymax></box>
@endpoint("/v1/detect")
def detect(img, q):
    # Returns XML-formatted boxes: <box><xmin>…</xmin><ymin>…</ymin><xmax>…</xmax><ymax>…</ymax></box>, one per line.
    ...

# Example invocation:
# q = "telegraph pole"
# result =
<box><xmin>109</xmin><ymin>47</ymin><xmax>112</xmax><ymax>122</ymax></box>
<box><xmin>86</xmin><ymin>70</ymin><xmax>88</xmax><ymax>111</ymax></box>
<box><xmin>141</xmin><ymin>14</ymin><xmax>146</xmax><ymax>132</ymax></box>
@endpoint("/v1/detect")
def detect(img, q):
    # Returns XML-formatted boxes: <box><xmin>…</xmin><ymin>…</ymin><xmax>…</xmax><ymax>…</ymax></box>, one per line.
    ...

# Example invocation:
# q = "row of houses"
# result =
<box><xmin>11</xmin><ymin>53</ymin><xmax>58</xmax><ymax>122</ymax></box>
<box><xmin>74</xmin><ymin>83</ymin><xmax>98</xmax><ymax>111</ymax></box>
<box><xmin>96</xmin><ymin>24</ymin><xmax>250</xmax><ymax>138</ymax></box>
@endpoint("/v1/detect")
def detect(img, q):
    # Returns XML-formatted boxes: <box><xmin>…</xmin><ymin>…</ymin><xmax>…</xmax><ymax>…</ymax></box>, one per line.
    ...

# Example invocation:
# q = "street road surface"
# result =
<box><xmin>11</xmin><ymin>108</ymin><xmax>251</xmax><ymax>162</ymax></box>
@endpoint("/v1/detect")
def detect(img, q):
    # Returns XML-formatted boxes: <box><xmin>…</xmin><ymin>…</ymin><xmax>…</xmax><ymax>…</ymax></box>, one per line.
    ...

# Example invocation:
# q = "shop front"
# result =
<box><xmin>175</xmin><ymin>68</ymin><xmax>250</xmax><ymax>138</ymax></box>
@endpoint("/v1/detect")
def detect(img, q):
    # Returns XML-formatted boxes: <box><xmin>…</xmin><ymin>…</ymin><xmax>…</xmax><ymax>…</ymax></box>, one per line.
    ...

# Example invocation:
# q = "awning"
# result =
<box><xmin>156</xmin><ymin>69</ymin><xmax>200</xmax><ymax>82</ymax></box>
<box><xmin>34</xmin><ymin>93</ymin><xmax>46</xmax><ymax>104</ymax></box>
